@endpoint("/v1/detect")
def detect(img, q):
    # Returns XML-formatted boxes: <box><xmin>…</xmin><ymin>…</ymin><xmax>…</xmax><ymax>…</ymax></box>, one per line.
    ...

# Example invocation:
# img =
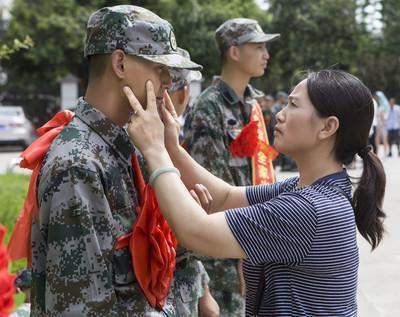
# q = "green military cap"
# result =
<box><xmin>169</xmin><ymin>48</ymin><xmax>202</xmax><ymax>93</ymax></box>
<box><xmin>215</xmin><ymin>18</ymin><xmax>280</xmax><ymax>52</ymax></box>
<box><xmin>84</xmin><ymin>5</ymin><xmax>202</xmax><ymax>70</ymax></box>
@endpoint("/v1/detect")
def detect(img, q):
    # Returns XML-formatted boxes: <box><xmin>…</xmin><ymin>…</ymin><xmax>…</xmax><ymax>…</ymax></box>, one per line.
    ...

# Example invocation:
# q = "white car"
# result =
<box><xmin>0</xmin><ymin>106</ymin><xmax>36</xmax><ymax>148</ymax></box>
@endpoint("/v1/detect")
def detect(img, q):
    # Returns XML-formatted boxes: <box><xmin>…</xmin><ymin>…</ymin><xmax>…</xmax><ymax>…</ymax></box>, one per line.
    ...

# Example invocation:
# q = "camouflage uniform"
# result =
<box><xmin>31</xmin><ymin>5</ymin><xmax>201</xmax><ymax>316</ymax></box>
<box><xmin>168</xmin><ymin>48</ymin><xmax>211</xmax><ymax>317</ymax></box>
<box><xmin>32</xmin><ymin>98</ymin><xmax>175</xmax><ymax>316</ymax></box>
<box><xmin>172</xmin><ymin>251</ymin><xmax>210</xmax><ymax>317</ymax></box>
<box><xmin>169</xmin><ymin>48</ymin><xmax>202</xmax><ymax>94</ymax></box>
<box><xmin>183</xmin><ymin>19</ymin><xmax>279</xmax><ymax>316</ymax></box>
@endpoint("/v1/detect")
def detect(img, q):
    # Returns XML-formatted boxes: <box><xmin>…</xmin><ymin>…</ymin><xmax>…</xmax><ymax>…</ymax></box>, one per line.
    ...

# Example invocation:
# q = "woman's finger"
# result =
<box><xmin>164</xmin><ymin>91</ymin><xmax>179</xmax><ymax>119</ymax></box>
<box><xmin>190</xmin><ymin>189</ymin><xmax>201</xmax><ymax>205</ymax></box>
<box><xmin>204</xmin><ymin>185</ymin><xmax>213</xmax><ymax>206</ymax></box>
<box><xmin>161</xmin><ymin>102</ymin><xmax>176</xmax><ymax>125</ymax></box>
<box><xmin>194</xmin><ymin>183</ymin><xmax>211</xmax><ymax>212</ymax></box>
<box><xmin>146</xmin><ymin>80</ymin><xmax>157</xmax><ymax>113</ymax></box>
<box><xmin>123</xmin><ymin>86</ymin><xmax>144</xmax><ymax>115</ymax></box>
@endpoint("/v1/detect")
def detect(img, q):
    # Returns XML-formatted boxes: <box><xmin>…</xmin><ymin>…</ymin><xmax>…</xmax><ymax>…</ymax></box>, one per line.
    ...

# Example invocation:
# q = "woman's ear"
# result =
<box><xmin>319</xmin><ymin>116</ymin><xmax>339</xmax><ymax>140</ymax></box>
<box><xmin>110</xmin><ymin>49</ymin><xmax>126</xmax><ymax>79</ymax></box>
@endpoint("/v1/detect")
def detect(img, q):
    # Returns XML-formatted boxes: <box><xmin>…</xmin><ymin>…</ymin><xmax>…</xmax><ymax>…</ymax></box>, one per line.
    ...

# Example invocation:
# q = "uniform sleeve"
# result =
<box><xmin>183</xmin><ymin>99</ymin><xmax>236</xmax><ymax>184</ymax></box>
<box><xmin>225</xmin><ymin>192</ymin><xmax>317</xmax><ymax>266</ymax></box>
<box><xmin>36</xmin><ymin>167</ymin><xmax>119</xmax><ymax>315</ymax></box>
<box><xmin>245</xmin><ymin>177</ymin><xmax>298</xmax><ymax>205</ymax></box>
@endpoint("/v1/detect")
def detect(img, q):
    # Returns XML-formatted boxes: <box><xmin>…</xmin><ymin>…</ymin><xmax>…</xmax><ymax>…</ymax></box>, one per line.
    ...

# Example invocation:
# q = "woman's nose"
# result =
<box><xmin>276</xmin><ymin>108</ymin><xmax>285</xmax><ymax>123</ymax></box>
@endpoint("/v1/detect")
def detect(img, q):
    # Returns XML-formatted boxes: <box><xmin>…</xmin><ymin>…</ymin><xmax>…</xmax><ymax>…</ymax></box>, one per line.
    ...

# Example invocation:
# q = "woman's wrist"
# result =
<box><xmin>167</xmin><ymin>143</ymin><xmax>185</xmax><ymax>162</ymax></box>
<box><xmin>165</xmin><ymin>140</ymin><xmax>181</xmax><ymax>156</ymax></box>
<box><xmin>142</xmin><ymin>146</ymin><xmax>174</xmax><ymax>173</ymax></box>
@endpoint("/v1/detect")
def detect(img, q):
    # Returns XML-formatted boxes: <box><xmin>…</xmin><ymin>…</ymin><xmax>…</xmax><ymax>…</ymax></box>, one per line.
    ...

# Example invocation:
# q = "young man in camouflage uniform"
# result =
<box><xmin>31</xmin><ymin>5</ymin><xmax>201</xmax><ymax>316</ymax></box>
<box><xmin>168</xmin><ymin>48</ymin><xmax>219</xmax><ymax>317</ymax></box>
<box><xmin>183</xmin><ymin>18</ymin><xmax>280</xmax><ymax>316</ymax></box>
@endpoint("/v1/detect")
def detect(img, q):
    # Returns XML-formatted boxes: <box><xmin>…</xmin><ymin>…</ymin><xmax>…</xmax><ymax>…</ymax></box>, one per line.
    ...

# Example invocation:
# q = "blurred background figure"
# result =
<box><xmin>257</xmin><ymin>94</ymin><xmax>275</xmax><ymax>144</ymax></box>
<box><xmin>374</xmin><ymin>91</ymin><xmax>389</xmax><ymax>158</ymax></box>
<box><xmin>10</xmin><ymin>268</ymin><xmax>32</xmax><ymax>317</ymax></box>
<box><xmin>169</xmin><ymin>48</ymin><xmax>203</xmax><ymax>142</ymax></box>
<box><xmin>386</xmin><ymin>98</ymin><xmax>400</xmax><ymax>157</ymax></box>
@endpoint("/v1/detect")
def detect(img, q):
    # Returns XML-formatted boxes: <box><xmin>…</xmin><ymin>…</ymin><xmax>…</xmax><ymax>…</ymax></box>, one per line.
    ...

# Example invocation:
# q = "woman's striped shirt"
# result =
<box><xmin>225</xmin><ymin>170</ymin><xmax>358</xmax><ymax>316</ymax></box>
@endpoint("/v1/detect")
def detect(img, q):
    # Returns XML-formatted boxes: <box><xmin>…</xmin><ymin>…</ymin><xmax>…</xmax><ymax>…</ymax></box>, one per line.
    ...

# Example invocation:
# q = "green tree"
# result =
<box><xmin>266</xmin><ymin>0</ymin><xmax>362</xmax><ymax>93</ymax></box>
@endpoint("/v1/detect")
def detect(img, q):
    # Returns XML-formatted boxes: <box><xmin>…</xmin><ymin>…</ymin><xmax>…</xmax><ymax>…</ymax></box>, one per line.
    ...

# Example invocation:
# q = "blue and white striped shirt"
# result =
<box><xmin>225</xmin><ymin>170</ymin><xmax>358</xmax><ymax>316</ymax></box>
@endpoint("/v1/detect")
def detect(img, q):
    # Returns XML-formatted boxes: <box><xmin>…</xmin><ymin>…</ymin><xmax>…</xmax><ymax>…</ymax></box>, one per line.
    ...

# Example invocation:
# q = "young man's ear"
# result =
<box><xmin>318</xmin><ymin>116</ymin><xmax>340</xmax><ymax>140</ymax></box>
<box><xmin>226</xmin><ymin>46</ymin><xmax>241</xmax><ymax>63</ymax></box>
<box><xmin>110</xmin><ymin>49</ymin><xmax>126</xmax><ymax>79</ymax></box>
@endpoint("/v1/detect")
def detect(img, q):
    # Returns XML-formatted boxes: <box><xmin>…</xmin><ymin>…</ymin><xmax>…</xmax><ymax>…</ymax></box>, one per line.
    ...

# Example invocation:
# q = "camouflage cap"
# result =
<box><xmin>169</xmin><ymin>48</ymin><xmax>202</xmax><ymax>93</ymax></box>
<box><xmin>215</xmin><ymin>18</ymin><xmax>280</xmax><ymax>52</ymax></box>
<box><xmin>84</xmin><ymin>5</ymin><xmax>202</xmax><ymax>70</ymax></box>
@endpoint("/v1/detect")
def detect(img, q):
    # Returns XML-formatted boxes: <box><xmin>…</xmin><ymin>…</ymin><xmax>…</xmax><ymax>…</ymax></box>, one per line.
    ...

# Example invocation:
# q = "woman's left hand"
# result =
<box><xmin>124</xmin><ymin>81</ymin><xmax>166</xmax><ymax>156</ymax></box>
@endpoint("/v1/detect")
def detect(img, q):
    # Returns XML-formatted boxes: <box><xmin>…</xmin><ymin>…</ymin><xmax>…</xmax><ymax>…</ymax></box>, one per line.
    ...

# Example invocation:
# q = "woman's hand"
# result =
<box><xmin>124</xmin><ymin>81</ymin><xmax>166</xmax><ymax>157</ymax></box>
<box><xmin>189</xmin><ymin>184</ymin><xmax>213</xmax><ymax>214</ymax></box>
<box><xmin>161</xmin><ymin>91</ymin><xmax>181</xmax><ymax>152</ymax></box>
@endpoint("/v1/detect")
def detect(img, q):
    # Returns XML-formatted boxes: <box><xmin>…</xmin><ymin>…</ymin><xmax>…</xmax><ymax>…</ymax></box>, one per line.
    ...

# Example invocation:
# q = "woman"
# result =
<box><xmin>124</xmin><ymin>70</ymin><xmax>386</xmax><ymax>316</ymax></box>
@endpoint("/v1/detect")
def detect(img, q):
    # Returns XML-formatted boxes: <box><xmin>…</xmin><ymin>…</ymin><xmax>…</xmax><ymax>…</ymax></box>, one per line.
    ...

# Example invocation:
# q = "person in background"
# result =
<box><xmin>386</xmin><ymin>98</ymin><xmax>400</xmax><ymax>157</ymax></box>
<box><xmin>369</xmin><ymin>98</ymin><xmax>378</xmax><ymax>154</ymax></box>
<box><xmin>257</xmin><ymin>94</ymin><xmax>275</xmax><ymax>144</ymax></box>
<box><xmin>374</xmin><ymin>91</ymin><xmax>389</xmax><ymax>158</ymax></box>
<box><xmin>10</xmin><ymin>269</ymin><xmax>32</xmax><ymax>317</ymax></box>
<box><xmin>168</xmin><ymin>47</ymin><xmax>220</xmax><ymax>317</ymax></box>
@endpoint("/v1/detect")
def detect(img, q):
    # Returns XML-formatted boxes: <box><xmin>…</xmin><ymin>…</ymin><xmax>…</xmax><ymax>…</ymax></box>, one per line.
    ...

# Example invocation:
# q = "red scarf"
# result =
<box><xmin>229</xmin><ymin>103</ymin><xmax>278</xmax><ymax>185</ymax></box>
<box><xmin>7</xmin><ymin>110</ymin><xmax>177</xmax><ymax>310</ymax></box>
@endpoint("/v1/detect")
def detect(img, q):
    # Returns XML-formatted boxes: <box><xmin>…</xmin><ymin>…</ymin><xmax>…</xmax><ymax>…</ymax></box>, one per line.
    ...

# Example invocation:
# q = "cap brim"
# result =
<box><xmin>248</xmin><ymin>33</ymin><xmax>280</xmax><ymax>44</ymax></box>
<box><xmin>138</xmin><ymin>54</ymin><xmax>203</xmax><ymax>70</ymax></box>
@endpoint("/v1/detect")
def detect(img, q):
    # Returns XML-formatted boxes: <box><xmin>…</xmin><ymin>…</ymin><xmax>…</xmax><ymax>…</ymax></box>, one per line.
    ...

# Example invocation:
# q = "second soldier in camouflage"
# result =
<box><xmin>183</xmin><ymin>18</ymin><xmax>279</xmax><ymax>316</ymax></box>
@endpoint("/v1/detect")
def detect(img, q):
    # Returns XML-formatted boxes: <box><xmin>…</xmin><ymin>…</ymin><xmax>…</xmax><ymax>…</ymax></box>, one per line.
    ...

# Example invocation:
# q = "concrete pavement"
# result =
<box><xmin>277</xmin><ymin>155</ymin><xmax>400</xmax><ymax>316</ymax></box>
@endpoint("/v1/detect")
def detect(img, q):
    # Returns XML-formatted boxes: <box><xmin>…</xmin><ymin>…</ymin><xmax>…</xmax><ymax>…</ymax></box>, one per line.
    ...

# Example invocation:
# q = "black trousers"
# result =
<box><xmin>387</xmin><ymin>129</ymin><xmax>400</xmax><ymax>154</ymax></box>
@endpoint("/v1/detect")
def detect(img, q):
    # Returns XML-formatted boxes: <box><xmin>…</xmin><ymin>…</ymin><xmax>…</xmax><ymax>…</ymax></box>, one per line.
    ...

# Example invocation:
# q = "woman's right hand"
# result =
<box><xmin>161</xmin><ymin>92</ymin><xmax>181</xmax><ymax>152</ymax></box>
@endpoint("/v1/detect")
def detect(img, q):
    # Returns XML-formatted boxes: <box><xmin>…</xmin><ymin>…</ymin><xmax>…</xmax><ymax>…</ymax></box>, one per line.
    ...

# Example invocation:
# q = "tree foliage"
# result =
<box><xmin>1</xmin><ymin>0</ymin><xmax>399</xmax><ymax>124</ymax></box>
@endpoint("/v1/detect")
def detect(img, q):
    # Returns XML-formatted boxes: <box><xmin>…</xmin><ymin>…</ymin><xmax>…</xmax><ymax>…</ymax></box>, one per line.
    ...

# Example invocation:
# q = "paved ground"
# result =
<box><xmin>1</xmin><ymin>147</ymin><xmax>399</xmax><ymax>315</ymax></box>
<box><xmin>0</xmin><ymin>146</ymin><xmax>25</xmax><ymax>174</ymax></box>
<box><xmin>277</xmin><ymin>155</ymin><xmax>400</xmax><ymax>317</ymax></box>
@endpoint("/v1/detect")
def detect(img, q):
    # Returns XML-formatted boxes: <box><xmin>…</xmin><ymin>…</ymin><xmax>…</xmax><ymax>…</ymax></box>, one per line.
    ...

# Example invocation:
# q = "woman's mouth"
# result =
<box><xmin>274</xmin><ymin>127</ymin><xmax>282</xmax><ymax>136</ymax></box>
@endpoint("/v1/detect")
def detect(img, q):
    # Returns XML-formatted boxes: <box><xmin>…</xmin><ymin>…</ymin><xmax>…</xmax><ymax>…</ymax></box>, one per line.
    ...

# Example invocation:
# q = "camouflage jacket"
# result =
<box><xmin>183</xmin><ymin>79</ymin><xmax>261</xmax><ymax>296</ymax></box>
<box><xmin>183</xmin><ymin>79</ymin><xmax>263</xmax><ymax>187</ymax></box>
<box><xmin>172</xmin><ymin>259</ymin><xmax>209</xmax><ymax>317</ymax></box>
<box><xmin>31</xmin><ymin>98</ymin><xmax>174</xmax><ymax>316</ymax></box>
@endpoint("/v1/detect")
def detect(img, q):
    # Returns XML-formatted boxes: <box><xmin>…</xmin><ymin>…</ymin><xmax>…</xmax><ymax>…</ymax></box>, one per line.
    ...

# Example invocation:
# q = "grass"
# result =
<box><xmin>0</xmin><ymin>173</ymin><xmax>30</xmax><ymax>272</ymax></box>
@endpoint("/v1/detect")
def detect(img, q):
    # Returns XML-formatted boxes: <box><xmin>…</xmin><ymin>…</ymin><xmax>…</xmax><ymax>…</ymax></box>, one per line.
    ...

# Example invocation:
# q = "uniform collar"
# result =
<box><xmin>74</xmin><ymin>97</ymin><xmax>135</xmax><ymax>163</ymax></box>
<box><xmin>216</xmin><ymin>79</ymin><xmax>262</xmax><ymax>106</ymax></box>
